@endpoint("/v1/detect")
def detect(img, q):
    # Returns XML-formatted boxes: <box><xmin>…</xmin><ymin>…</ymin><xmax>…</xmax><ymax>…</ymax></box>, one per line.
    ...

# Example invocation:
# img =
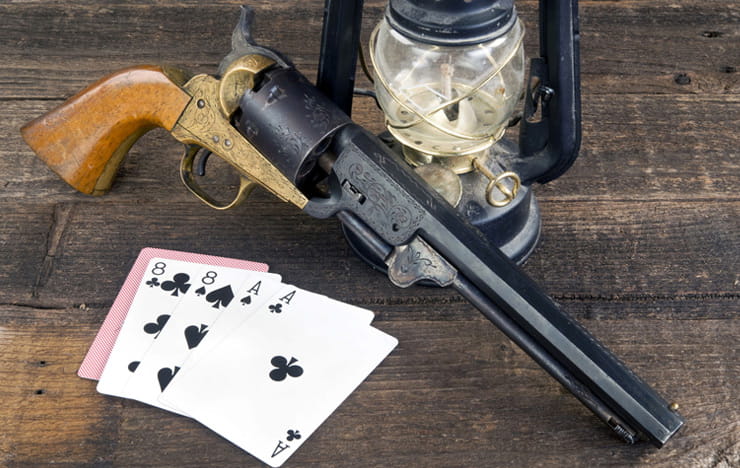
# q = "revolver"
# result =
<box><xmin>22</xmin><ymin>6</ymin><xmax>684</xmax><ymax>447</ymax></box>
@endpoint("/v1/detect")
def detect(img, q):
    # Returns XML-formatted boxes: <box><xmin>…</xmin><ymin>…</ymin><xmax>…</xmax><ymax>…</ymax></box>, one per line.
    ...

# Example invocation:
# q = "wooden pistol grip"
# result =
<box><xmin>21</xmin><ymin>65</ymin><xmax>192</xmax><ymax>195</ymax></box>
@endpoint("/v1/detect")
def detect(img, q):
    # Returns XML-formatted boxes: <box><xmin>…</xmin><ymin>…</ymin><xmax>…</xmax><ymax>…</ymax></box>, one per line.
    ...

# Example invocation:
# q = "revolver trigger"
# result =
<box><xmin>195</xmin><ymin>149</ymin><xmax>212</xmax><ymax>177</ymax></box>
<box><xmin>179</xmin><ymin>144</ymin><xmax>257</xmax><ymax>210</ymax></box>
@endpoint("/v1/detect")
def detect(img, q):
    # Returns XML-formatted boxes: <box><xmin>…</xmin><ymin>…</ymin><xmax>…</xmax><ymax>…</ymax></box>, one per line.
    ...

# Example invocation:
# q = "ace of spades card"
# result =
<box><xmin>160</xmin><ymin>288</ymin><xmax>397</xmax><ymax>467</ymax></box>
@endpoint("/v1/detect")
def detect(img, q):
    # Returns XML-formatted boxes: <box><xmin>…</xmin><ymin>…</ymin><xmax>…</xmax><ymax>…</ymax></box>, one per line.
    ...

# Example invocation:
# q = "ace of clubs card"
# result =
<box><xmin>160</xmin><ymin>287</ymin><xmax>397</xmax><ymax>467</ymax></box>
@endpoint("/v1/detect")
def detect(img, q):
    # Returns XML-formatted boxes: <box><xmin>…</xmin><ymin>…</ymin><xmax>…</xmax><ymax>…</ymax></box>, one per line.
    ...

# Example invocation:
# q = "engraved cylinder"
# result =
<box><xmin>236</xmin><ymin>66</ymin><xmax>351</xmax><ymax>189</ymax></box>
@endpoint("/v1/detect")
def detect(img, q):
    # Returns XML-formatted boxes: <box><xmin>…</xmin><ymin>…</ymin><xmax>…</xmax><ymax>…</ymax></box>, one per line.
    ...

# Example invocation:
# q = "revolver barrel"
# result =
<box><xmin>316</xmin><ymin>126</ymin><xmax>684</xmax><ymax>446</ymax></box>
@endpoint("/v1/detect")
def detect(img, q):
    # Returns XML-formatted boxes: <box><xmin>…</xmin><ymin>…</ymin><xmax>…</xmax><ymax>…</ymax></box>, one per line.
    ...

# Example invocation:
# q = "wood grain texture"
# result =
<box><xmin>1</xmin><ymin>0</ymin><xmax>738</xmax><ymax>467</ymax></box>
<box><xmin>21</xmin><ymin>66</ymin><xmax>192</xmax><ymax>195</ymax></box>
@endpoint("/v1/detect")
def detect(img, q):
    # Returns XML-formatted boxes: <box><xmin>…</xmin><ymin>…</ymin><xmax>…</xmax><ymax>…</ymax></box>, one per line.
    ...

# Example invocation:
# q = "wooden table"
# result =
<box><xmin>1</xmin><ymin>1</ymin><xmax>738</xmax><ymax>466</ymax></box>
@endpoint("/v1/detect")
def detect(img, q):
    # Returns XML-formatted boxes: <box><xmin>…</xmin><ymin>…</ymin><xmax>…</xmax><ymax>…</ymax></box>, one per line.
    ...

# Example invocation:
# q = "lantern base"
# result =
<box><xmin>341</xmin><ymin>138</ymin><xmax>542</xmax><ymax>276</ymax></box>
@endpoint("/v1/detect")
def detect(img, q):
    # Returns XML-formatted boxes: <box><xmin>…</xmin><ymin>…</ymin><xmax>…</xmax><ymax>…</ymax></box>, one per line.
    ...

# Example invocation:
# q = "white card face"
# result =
<box><xmin>118</xmin><ymin>269</ymin><xmax>282</xmax><ymax>412</ymax></box>
<box><xmin>180</xmin><ymin>276</ymin><xmax>284</xmax><ymax>368</ymax></box>
<box><xmin>96</xmin><ymin>257</ymin><xmax>207</xmax><ymax>397</ymax></box>
<box><xmin>234</xmin><ymin>283</ymin><xmax>377</xmax><ymax>328</ymax></box>
<box><xmin>78</xmin><ymin>247</ymin><xmax>267</xmax><ymax>381</ymax></box>
<box><xmin>158</xmin><ymin>283</ymin><xmax>376</xmax><ymax>416</ymax></box>
<box><xmin>160</xmin><ymin>293</ymin><xmax>397</xmax><ymax>467</ymax></box>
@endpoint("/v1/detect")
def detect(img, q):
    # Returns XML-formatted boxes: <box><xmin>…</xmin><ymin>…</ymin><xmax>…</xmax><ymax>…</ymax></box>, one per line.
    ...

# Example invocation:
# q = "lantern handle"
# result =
<box><xmin>517</xmin><ymin>0</ymin><xmax>582</xmax><ymax>184</ymax></box>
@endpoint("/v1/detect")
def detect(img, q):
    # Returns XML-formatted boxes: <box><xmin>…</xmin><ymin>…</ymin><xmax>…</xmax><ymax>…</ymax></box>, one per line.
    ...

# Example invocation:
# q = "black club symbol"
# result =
<box><xmin>286</xmin><ymin>429</ymin><xmax>301</xmax><ymax>441</ymax></box>
<box><xmin>268</xmin><ymin>303</ymin><xmax>283</xmax><ymax>314</ymax></box>
<box><xmin>269</xmin><ymin>356</ymin><xmax>303</xmax><ymax>382</ymax></box>
<box><xmin>161</xmin><ymin>273</ymin><xmax>192</xmax><ymax>296</ymax></box>
<box><xmin>146</xmin><ymin>277</ymin><xmax>160</xmax><ymax>287</ymax></box>
<box><xmin>143</xmin><ymin>314</ymin><xmax>170</xmax><ymax>338</ymax></box>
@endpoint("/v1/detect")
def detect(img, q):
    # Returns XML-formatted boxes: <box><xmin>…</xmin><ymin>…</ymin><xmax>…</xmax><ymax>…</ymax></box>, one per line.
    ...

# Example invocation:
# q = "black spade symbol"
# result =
<box><xmin>157</xmin><ymin>366</ymin><xmax>181</xmax><ymax>391</ymax></box>
<box><xmin>184</xmin><ymin>324</ymin><xmax>209</xmax><ymax>349</ymax></box>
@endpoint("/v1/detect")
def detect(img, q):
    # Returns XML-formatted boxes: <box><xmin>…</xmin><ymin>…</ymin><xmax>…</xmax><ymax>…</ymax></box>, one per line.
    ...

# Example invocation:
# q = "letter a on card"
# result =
<box><xmin>279</xmin><ymin>290</ymin><xmax>296</xmax><ymax>305</ymax></box>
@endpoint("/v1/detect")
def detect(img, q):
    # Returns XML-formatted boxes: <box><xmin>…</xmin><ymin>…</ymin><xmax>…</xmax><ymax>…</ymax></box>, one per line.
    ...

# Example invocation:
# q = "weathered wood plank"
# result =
<box><xmin>1</xmin><ymin>0</ymin><xmax>738</xmax><ymax>466</ymax></box>
<box><xmin>1</xmin><ymin>1</ymin><xmax>737</xmax><ymax>98</ymax></box>
<box><xmin>1</xmin><ymin>307</ymin><xmax>736</xmax><ymax>466</ymax></box>
<box><xmin>1</xmin><ymin>197</ymin><xmax>736</xmax><ymax>313</ymax></box>
<box><xmin>0</xmin><ymin>306</ymin><xmax>122</xmax><ymax>466</ymax></box>
<box><xmin>3</xmin><ymin>94</ymin><xmax>739</xmax><ymax>203</ymax></box>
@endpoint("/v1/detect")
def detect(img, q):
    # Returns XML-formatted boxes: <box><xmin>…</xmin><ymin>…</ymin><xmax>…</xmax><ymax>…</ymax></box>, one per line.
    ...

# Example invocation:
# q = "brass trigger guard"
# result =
<box><xmin>180</xmin><ymin>144</ymin><xmax>257</xmax><ymax>210</ymax></box>
<box><xmin>173</xmin><ymin>55</ymin><xmax>296</xmax><ymax>210</ymax></box>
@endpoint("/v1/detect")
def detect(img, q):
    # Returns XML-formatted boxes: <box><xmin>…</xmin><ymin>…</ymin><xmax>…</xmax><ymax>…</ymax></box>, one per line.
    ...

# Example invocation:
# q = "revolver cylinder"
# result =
<box><xmin>236</xmin><ymin>66</ymin><xmax>351</xmax><ymax>191</ymax></box>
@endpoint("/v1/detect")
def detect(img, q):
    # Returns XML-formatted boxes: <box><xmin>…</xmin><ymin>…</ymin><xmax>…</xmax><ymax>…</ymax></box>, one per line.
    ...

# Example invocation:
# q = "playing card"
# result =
<box><xmin>183</xmin><ymin>281</ymin><xmax>377</xmax><ymax>369</ymax></box>
<box><xmin>160</xmin><ymin>292</ymin><xmax>396</xmax><ymax>467</ymax></box>
<box><xmin>119</xmin><ymin>269</ymin><xmax>281</xmax><ymax>413</ymax></box>
<box><xmin>235</xmin><ymin>283</ymin><xmax>377</xmax><ymax>326</ymax></box>
<box><xmin>97</xmin><ymin>258</ymin><xmax>275</xmax><ymax>399</ymax></box>
<box><xmin>178</xmin><ymin>275</ymin><xmax>284</xmax><ymax>368</ymax></box>
<box><xmin>78</xmin><ymin>247</ymin><xmax>268</xmax><ymax>380</ymax></box>
<box><xmin>96</xmin><ymin>256</ymin><xmax>215</xmax><ymax>397</ymax></box>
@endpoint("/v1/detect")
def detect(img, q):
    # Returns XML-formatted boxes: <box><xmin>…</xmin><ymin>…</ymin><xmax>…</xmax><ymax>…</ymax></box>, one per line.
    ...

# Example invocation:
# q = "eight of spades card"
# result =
<box><xmin>177</xmin><ymin>275</ymin><xmax>285</xmax><ymax>370</ymax></box>
<box><xmin>160</xmin><ymin>286</ymin><xmax>397</xmax><ymax>467</ymax></box>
